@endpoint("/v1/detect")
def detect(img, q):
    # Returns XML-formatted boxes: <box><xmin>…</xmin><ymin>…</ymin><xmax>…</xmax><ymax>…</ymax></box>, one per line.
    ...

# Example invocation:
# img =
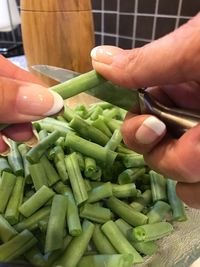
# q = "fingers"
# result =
<box><xmin>0</xmin><ymin>133</ymin><xmax>9</xmax><ymax>154</ymax></box>
<box><xmin>91</xmin><ymin>13</ymin><xmax>200</xmax><ymax>88</ymax></box>
<box><xmin>0</xmin><ymin>76</ymin><xmax>63</xmax><ymax>124</ymax></box>
<box><xmin>0</xmin><ymin>55</ymin><xmax>45</xmax><ymax>86</ymax></box>
<box><xmin>121</xmin><ymin>113</ymin><xmax>166</xmax><ymax>154</ymax></box>
<box><xmin>176</xmin><ymin>182</ymin><xmax>200</xmax><ymax>209</ymax></box>
<box><xmin>122</xmin><ymin>112</ymin><xmax>200</xmax><ymax>183</ymax></box>
<box><xmin>2</xmin><ymin>123</ymin><xmax>38</xmax><ymax>145</ymax></box>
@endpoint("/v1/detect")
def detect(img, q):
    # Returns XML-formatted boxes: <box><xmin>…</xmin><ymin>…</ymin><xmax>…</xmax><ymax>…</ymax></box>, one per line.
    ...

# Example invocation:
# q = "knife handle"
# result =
<box><xmin>138</xmin><ymin>89</ymin><xmax>200</xmax><ymax>137</ymax></box>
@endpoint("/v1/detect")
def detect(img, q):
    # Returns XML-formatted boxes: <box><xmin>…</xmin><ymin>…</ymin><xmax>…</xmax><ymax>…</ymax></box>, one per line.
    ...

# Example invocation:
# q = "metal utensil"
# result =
<box><xmin>33</xmin><ymin>65</ymin><xmax>200</xmax><ymax>137</ymax></box>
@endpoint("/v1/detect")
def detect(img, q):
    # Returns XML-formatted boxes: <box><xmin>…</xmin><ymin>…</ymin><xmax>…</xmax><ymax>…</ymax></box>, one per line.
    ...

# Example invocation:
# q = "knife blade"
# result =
<box><xmin>32</xmin><ymin>65</ymin><xmax>200</xmax><ymax>137</ymax></box>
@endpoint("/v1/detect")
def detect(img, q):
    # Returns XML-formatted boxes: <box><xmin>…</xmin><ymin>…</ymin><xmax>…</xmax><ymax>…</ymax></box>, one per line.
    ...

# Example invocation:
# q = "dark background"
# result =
<box><xmin>0</xmin><ymin>0</ymin><xmax>199</xmax><ymax>57</ymax></box>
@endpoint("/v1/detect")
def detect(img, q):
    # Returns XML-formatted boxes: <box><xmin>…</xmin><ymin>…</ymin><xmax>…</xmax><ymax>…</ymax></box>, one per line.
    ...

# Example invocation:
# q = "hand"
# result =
<box><xmin>0</xmin><ymin>56</ymin><xmax>63</xmax><ymax>154</ymax></box>
<box><xmin>91</xmin><ymin>13</ymin><xmax>200</xmax><ymax>208</ymax></box>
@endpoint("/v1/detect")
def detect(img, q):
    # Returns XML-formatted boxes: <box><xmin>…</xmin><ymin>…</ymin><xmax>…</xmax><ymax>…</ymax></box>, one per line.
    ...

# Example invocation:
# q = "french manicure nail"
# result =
<box><xmin>24</xmin><ymin>129</ymin><xmax>39</xmax><ymax>147</ymax></box>
<box><xmin>16</xmin><ymin>84</ymin><xmax>64</xmax><ymax>116</ymax></box>
<box><xmin>135</xmin><ymin>116</ymin><xmax>166</xmax><ymax>145</ymax></box>
<box><xmin>91</xmin><ymin>45</ymin><xmax>123</xmax><ymax>65</ymax></box>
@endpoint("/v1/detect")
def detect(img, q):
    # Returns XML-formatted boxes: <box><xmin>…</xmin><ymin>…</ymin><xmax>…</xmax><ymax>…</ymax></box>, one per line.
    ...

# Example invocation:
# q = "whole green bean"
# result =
<box><xmin>54</xmin><ymin>220</ymin><xmax>94</xmax><ymax>267</ymax></box>
<box><xmin>45</xmin><ymin>194</ymin><xmax>68</xmax><ymax>253</ymax></box>
<box><xmin>5</xmin><ymin>176</ymin><xmax>25</xmax><ymax>225</ymax></box>
<box><xmin>19</xmin><ymin>185</ymin><xmax>55</xmax><ymax>217</ymax></box>
<box><xmin>0</xmin><ymin>171</ymin><xmax>16</xmax><ymax>213</ymax></box>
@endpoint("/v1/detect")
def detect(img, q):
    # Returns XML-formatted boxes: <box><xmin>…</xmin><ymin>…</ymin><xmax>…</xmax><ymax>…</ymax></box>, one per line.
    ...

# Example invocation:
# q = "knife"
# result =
<box><xmin>32</xmin><ymin>65</ymin><xmax>200</xmax><ymax>137</ymax></box>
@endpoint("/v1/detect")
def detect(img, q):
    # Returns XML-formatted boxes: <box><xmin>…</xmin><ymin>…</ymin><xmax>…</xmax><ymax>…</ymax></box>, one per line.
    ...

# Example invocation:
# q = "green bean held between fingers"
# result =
<box><xmin>26</xmin><ymin>130</ymin><xmax>60</xmax><ymax>163</ymax></box>
<box><xmin>77</xmin><ymin>254</ymin><xmax>134</xmax><ymax>267</ymax></box>
<box><xmin>101</xmin><ymin>220</ymin><xmax>143</xmax><ymax>264</ymax></box>
<box><xmin>54</xmin><ymin>220</ymin><xmax>95</xmax><ymax>267</ymax></box>
<box><xmin>0</xmin><ymin>171</ymin><xmax>16</xmax><ymax>213</ymax></box>
<box><xmin>45</xmin><ymin>194</ymin><xmax>68</xmax><ymax>253</ymax></box>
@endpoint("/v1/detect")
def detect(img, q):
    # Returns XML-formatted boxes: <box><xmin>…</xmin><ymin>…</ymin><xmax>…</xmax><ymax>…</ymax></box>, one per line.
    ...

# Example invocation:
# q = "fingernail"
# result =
<box><xmin>135</xmin><ymin>117</ymin><xmax>166</xmax><ymax>145</ymax></box>
<box><xmin>16</xmin><ymin>84</ymin><xmax>64</xmax><ymax>116</ymax></box>
<box><xmin>91</xmin><ymin>45</ymin><xmax>123</xmax><ymax>65</ymax></box>
<box><xmin>24</xmin><ymin>129</ymin><xmax>39</xmax><ymax>147</ymax></box>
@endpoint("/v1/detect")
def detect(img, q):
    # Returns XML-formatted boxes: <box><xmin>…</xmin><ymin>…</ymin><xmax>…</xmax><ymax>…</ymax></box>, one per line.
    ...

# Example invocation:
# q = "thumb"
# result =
<box><xmin>91</xmin><ymin>13</ymin><xmax>200</xmax><ymax>88</ymax></box>
<box><xmin>0</xmin><ymin>76</ymin><xmax>63</xmax><ymax>124</ymax></box>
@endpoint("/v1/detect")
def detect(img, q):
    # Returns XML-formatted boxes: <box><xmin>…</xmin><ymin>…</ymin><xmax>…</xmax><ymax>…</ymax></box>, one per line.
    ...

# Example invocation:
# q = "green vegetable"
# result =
<box><xmin>147</xmin><ymin>200</ymin><xmax>171</xmax><ymax>224</ymax></box>
<box><xmin>80</xmin><ymin>203</ymin><xmax>112</xmax><ymax>224</ymax></box>
<box><xmin>26</xmin><ymin>131</ymin><xmax>60</xmax><ymax>163</ymax></box>
<box><xmin>65</xmin><ymin>153</ymin><xmax>88</xmax><ymax>205</ymax></box>
<box><xmin>92</xmin><ymin>224</ymin><xmax>117</xmax><ymax>254</ymax></box>
<box><xmin>150</xmin><ymin>170</ymin><xmax>167</xmax><ymax>202</ymax></box>
<box><xmin>104</xmin><ymin>129</ymin><xmax>122</xmax><ymax>151</ymax></box>
<box><xmin>18</xmin><ymin>144</ymin><xmax>32</xmax><ymax>183</ymax></box>
<box><xmin>0</xmin><ymin>171</ymin><xmax>16</xmax><ymax>213</ymax></box>
<box><xmin>106</xmin><ymin>197</ymin><xmax>148</xmax><ymax>226</ymax></box>
<box><xmin>7</xmin><ymin>140</ymin><xmax>24</xmax><ymax>176</ymax></box>
<box><xmin>40</xmin><ymin>155</ymin><xmax>60</xmax><ymax>186</ymax></box>
<box><xmin>77</xmin><ymin>254</ymin><xmax>134</xmax><ymax>267</ymax></box>
<box><xmin>101</xmin><ymin>220</ymin><xmax>143</xmax><ymax>264</ymax></box>
<box><xmin>130</xmin><ymin>222</ymin><xmax>173</xmax><ymax>242</ymax></box>
<box><xmin>29</xmin><ymin>163</ymin><xmax>48</xmax><ymax>190</ymax></box>
<box><xmin>54</xmin><ymin>220</ymin><xmax>94</xmax><ymax>267</ymax></box>
<box><xmin>0</xmin><ymin>157</ymin><xmax>12</xmax><ymax>174</ymax></box>
<box><xmin>167</xmin><ymin>179</ymin><xmax>187</xmax><ymax>221</ymax></box>
<box><xmin>45</xmin><ymin>194</ymin><xmax>68</xmax><ymax>252</ymax></box>
<box><xmin>118</xmin><ymin>167</ymin><xmax>146</xmax><ymax>184</ymax></box>
<box><xmin>112</xmin><ymin>183</ymin><xmax>137</xmax><ymax>198</ymax></box>
<box><xmin>87</xmin><ymin>182</ymin><xmax>113</xmax><ymax>203</ymax></box>
<box><xmin>19</xmin><ymin>185</ymin><xmax>55</xmax><ymax>217</ymax></box>
<box><xmin>0</xmin><ymin>215</ymin><xmax>17</xmax><ymax>242</ymax></box>
<box><xmin>5</xmin><ymin>176</ymin><xmax>25</xmax><ymax>224</ymax></box>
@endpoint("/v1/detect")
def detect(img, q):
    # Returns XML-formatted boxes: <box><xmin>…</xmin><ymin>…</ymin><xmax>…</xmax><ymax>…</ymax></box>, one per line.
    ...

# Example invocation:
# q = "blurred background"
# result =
<box><xmin>0</xmin><ymin>0</ymin><xmax>199</xmax><ymax>70</ymax></box>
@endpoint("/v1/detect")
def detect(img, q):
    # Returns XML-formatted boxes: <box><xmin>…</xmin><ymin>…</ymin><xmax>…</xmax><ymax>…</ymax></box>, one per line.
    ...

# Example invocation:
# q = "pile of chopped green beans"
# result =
<box><xmin>0</xmin><ymin>102</ymin><xmax>187</xmax><ymax>267</ymax></box>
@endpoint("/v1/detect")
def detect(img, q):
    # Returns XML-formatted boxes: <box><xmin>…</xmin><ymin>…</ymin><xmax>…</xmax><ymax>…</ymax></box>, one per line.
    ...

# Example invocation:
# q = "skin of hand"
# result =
<box><xmin>91</xmin><ymin>13</ymin><xmax>200</xmax><ymax>209</ymax></box>
<box><xmin>0</xmin><ymin>55</ymin><xmax>63</xmax><ymax>154</ymax></box>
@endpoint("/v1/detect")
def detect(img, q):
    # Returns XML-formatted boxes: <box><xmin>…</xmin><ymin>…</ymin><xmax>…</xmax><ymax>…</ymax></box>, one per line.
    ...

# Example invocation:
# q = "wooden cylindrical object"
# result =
<box><xmin>20</xmin><ymin>0</ymin><xmax>95</xmax><ymax>85</ymax></box>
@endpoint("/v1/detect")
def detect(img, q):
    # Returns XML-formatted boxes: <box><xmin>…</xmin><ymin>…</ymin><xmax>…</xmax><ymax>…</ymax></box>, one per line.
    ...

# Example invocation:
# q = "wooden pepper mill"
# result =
<box><xmin>20</xmin><ymin>0</ymin><xmax>95</xmax><ymax>86</ymax></box>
